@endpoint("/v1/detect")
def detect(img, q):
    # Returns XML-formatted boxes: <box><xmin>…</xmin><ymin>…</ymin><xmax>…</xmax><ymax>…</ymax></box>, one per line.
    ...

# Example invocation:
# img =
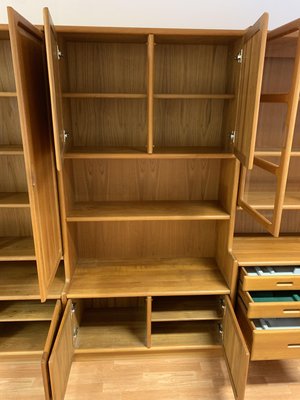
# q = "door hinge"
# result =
<box><xmin>218</xmin><ymin>322</ymin><xmax>224</xmax><ymax>340</ymax></box>
<box><xmin>63</xmin><ymin>130</ymin><xmax>70</xmax><ymax>143</ymax></box>
<box><xmin>235</xmin><ymin>49</ymin><xmax>243</xmax><ymax>63</ymax></box>
<box><xmin>229</xmin><ymin>130</ymin><xmax>236</xmax><ymax>143</ymax></box>
<box><xmin>73</xmin><ymin>325</ymin><xmax>79</xmax><ymax>347</ymax></box>
<box><xmin>57</xmin><ymin>45</ymin><xmax>63</xmax><ymax>60</ymax></box>
<box><xmin>71</xmin><ymin>302</ymin><xmax>76</xmax><ymax>315</ymax></box>
<box><xmin>219</xmin><ymin>297</ymin><xmax>225</xmax><ymax>312</ymax></box>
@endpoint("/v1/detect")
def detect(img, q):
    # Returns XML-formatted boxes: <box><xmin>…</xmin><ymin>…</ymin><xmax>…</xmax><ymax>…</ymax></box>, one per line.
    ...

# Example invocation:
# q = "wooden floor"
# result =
<box><xmin>1</xmin><ymin>351</ymin><xmax>300</xmax><ymax>399</ymax></box>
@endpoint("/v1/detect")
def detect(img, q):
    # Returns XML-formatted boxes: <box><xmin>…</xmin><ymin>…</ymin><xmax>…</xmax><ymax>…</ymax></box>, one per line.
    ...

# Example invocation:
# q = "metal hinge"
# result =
<box><xmin>219</xmin><ymin>297</ymin><xmax>225</xmax><ymax>311</ymax></box>
<box><xmin>218</xmin><ymin>322</ymin><xmax>224</xmax><ymax>340</ymax></box>
<box><xmin>235</xmin><ymin>49</ymin><xmax>243</xmax><ymax>63</ymax></box>
<box><xmin>73</xmin><ymin>326</ymin><xmax>79</xmax><ymax>347</ymax></box>
<box><xmin>229</xmin><ymin>130</ymin><xmax>236</xmax><ymax>143</ymax></box>
<box><xmin>57</xmin><ymin>45</ymin><xmax>63</xmax><ymax>60</ymax></box>
<box><xmin>63</xmin><ymin>130</ymin><xmax>70</xmax><ymax>143</ymax></box>
<box><xmin>71</xmin><ymin>302</ymin><xmax>76</xmax><ymax>316</ymax></box>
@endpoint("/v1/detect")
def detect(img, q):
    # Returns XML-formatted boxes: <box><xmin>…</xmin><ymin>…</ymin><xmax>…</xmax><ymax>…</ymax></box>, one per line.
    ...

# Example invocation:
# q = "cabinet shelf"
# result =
<box><xmin>67</xmin><ymin>201</ymin><xmax>230</xmax><ymax>222</ymax></box>
<box><xmin>0</xmin><ymin>301</ymin><xmax>55</xmax><ymax>322</ymax></box>
<box><xmin>0</xmin><ymin>237</ymin><xmax>35</xmax><ymax>261</ymax></box>
<box><xmin>0</xmin><ymin>92</ymin><xmax>17</xmax><ymax>97</ymax></box>
<box><xmin>0</xmin><ymin>262</ymin><xmax>65</xmax><ymax>300</ymax></box>
<box><xmin>0</xmin><ymin>145</ymin><xmax>23</xmax><ymax>155</ymax></box>
<box><xmin>154</xmin><ymin>94</ymin><xmax>235</xmax><ymax>99</ymax></box>
<box><xmin>260</xmin><ymin>93</ymin><xmax>289</xmax><ymax>103</ymax></box>
<box><xmin>243</xmin><ymin>191</ymin><xmax>300</xmax><ymax>210</ymax></box>
<box><xmin>151</xmin><ymin>321</ymin><xmax>221</xmax><ymax>349</ymax></box>
<box><xmin>152</xmin><ymin>296</ymin><xmax>223</xmax><ymax>322</ymax></box>
<box><xmin>255</xmin><ymin>150</ymin><xmax>300</xmax><ymax>157</ymax></box>
<box><xmin>0</xmin><ymin>192</ymin><xmax>29</xmax><ymax>208</ymax></box>
<box><xmin>64</xmin><ymin>146</ymin><xmax>234</xmax><ymax>159</ymax></box>
<box><xmin>68</xmin><ymin>258</ymin><xmax>230</xmax><ymax>298</ymax></box>
<box><xmin>62</xmin><ymin>93</ymin><xmax>147</xmax><ymax>99</ymax></box>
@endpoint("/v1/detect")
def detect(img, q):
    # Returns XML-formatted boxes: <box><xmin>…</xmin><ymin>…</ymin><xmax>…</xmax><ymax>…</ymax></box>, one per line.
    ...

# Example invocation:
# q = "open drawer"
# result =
<box><xmin>238</xmin><ymin>284</ymin><xmax>300</xmax><ymax>318</ymax></box>
<box><xmin>0</xmin><ymin>299</ymin><xmax>62</xmax><ymax>399</ymax></box>
<box><xmin>240</xmin><ymin>266</ymin><xmax>300</xmax><ymax>291</ymax></box>
<box><xmin>237</xmin><ymin>298</ymin><xmax>300</xmax><ymax>361</ymax></box>
<box><xmin>50</xmin><ymin>296</ymin><xmax>250</xmax><ymax>400</ymax></box>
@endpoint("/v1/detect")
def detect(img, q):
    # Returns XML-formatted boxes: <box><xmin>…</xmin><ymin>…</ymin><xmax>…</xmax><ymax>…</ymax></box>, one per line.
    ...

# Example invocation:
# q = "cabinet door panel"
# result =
<box><xmin>234</xmin><ymin>13</ymin><xmax>268</xmax><ymax>169</ymax></box>
<box><xmin>7</xmin><ymin>7</ymin><xmax>62</xmax><ymax>301</ymax></box>
<box><xmin>43</xmin><ymin>7</ymin><xmax>65</xmax><ymax>171</ymax></box>
<box><xmin>223</xmin><ymin>295</ymin><xmax>250</xmax><ymax>400</ymax></box>
<box><xmin>49</xmin><ymin>300</ymin><xmax>75</xmax><ymax>400</ymax></box>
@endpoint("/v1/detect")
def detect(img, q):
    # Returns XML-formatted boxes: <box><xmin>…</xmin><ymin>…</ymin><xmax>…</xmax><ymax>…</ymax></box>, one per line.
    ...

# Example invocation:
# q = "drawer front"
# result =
<box><xmin>240</xmin><ymin>267</ymin><xmax>300</xmax><ymax>291</ymax></box>
<box><xmin>238</xmin><ymin>288</ymin><xmax>300</xmax><ymax>318</ymax></box>
<box><xmin>236</xmin><ymin>298</ymin><xmax>300</xmax><ymax>361</ymax></box>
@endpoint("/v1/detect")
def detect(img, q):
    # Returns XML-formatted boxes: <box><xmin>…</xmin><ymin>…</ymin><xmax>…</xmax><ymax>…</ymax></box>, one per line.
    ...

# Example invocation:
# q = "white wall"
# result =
<box><xmin>0</xmin><ymin>0</ymin><xmax>300</xmax><ymax>29</ymax></box>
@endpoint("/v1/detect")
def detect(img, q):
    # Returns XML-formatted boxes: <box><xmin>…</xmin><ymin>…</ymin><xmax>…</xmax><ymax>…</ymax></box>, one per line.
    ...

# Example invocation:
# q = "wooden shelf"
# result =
<box><xmin>255</xmin><ymin>150</ymin><xmax>300</xmax><ymax>157</ymax></box>
<box><xmin>0</xmin><ymin>145</ymin><xmax>23</xmax><ymax>155</ymax></box>
<box><xmin>67</xmin><ymin>201</ymin><xmax>230</xmax><ymax>222</ymax></box>
<box><xmin>0</xmin><ymin>301</ymin><xmax>55</xmax><ymax>322</ymax></box>
<box><xmin>0</xmin><ymin>237</ymin><xmax>35</xmax><ymax>261</ymax></box>
<box><xmin>62</xmin><ymin>93</ymin><xmax>147</xmax><ymax>99</ymax></box>
<box><xmin>243</xmin><ymin>191</ymin><xmax>300</xmax><ymax>210</ymax></box>
<box><xmin>233</xmin><ymin>236</ymin><xmax>300</xmax><ymax>266</ymax></box>
<box><xmin>0</xmin><ymin>262</ymin><xmax>65</xmax><ymax>300</ymax></box>
<box><xmin>0</xmin><ymin>321</ymin><xmax>50</xmax><ymax>355</ymax></box>
<box><xmin>154</xmin><ymin>94</ymin><xmax>235</xmax><ymax>100</ymax></box>
<box><xmin>151</xmin><ymin>321</ymin><xmax>221</xmax><ymax>349</ymax></box>
<box><xmin>260</xmin><ymin>93</ymin><xmax>289</xmax><ymax>103</ymax></box>
<box><xmin>68</xmin><ymin>258</ymin><xmax>230</xmax><ymax>298</ymax></box>
<box><xmin>64</xmin><ymin>146</ymin><xmax>234</xmax><ymax>159</ymax></box>
<box><xmin>76</xmin><ymin>308</ymin><xmax>146</xmax><ymax>352</ymax></box>
<box><xmin>0</xmin><ymin>92</ymin><xmax>17</xmax><ymax>97</ymax></box>
<box><xmin>0</xmin><ymin>192</ymin><xmax>29</xmax><ymax>208</ymax></box>
<box><xmin>152</xmin><ymin>296</ymin><xmax>223</xmax><ymax>322</ymax></box>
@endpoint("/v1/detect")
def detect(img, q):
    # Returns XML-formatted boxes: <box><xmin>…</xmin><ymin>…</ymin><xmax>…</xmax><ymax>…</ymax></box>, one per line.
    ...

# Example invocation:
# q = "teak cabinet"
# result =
<box><xmin>1</xmin><ymin>5</ymin><xmax>300</xmax><ymax>400</ymax></box>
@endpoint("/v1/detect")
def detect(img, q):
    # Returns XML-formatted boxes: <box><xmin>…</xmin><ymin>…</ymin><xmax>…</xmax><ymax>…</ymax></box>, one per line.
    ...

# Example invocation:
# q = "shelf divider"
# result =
<box><xmin>147</xmin><ymin>34</ymin><xmax>154</xmax><ymax>154</ymax></box>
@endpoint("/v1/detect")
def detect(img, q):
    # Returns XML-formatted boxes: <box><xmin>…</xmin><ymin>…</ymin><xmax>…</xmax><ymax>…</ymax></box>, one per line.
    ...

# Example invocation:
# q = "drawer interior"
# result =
<box><xmin>250</xmin><ymin>291</ymin><xmax>300</xmax><ymax>303</ymax></box>
<box><xmin>244</xmin><ymin>266</ymin><xmax>300</xmax><ymax>276</ymax></box>
<box><xmin>253</xmin><ymin>318</ymin><xmax>300</xmax><ymax>330</ymax></box>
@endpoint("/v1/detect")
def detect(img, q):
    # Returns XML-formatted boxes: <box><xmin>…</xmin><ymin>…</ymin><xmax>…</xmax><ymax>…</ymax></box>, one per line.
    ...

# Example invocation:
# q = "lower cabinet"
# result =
<box><xmin>49</xmin><ymin>295</ymin><xmax>249</xmax><ymax>400</ymax></box>
<box><xmin>0</xmin><ymin>300</ymin><xmax>62</xmax><ymax>399</ymax></box>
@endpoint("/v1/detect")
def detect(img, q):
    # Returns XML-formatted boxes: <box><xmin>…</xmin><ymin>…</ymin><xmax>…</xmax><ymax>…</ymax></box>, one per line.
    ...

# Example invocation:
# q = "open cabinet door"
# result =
<box><xmin>43</xmin><ymin>7</ymin><xmax>65</xmax><ymax>171</ymax></box>
<box><xmin>223</xmin><ymin>296</ymin><xmax>250</xmax><ymax>400</ymax></box>
<box><xmin>49</xmin><ymin>300</ymin><xmax>75</xmax><ymax>400</ymax></box>
<box><xmin>234</xmin><ymin>13</ymin><xmax>268</xmax><ymax>169</ymax></box>
<box><xmin>7</xmin><ymin>7</ymin><xmax>62</xmax><ymax>301</ymax></box>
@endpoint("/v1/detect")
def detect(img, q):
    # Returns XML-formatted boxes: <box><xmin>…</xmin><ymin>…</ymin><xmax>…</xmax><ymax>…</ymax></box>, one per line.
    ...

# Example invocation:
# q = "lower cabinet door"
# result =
<box><xmin>0</xmin><ymin>299</ymin><xmax>62</xmax><ymax>400</ymax></box>
<box><xmin>49</xmin><ymin>299</ymin><xmax>75</xmax><ymax>400</ymax></box>
<box><xmin>237</xmin><ymin>298</ymin><xmax>300</xmax><ymax>360</ymax></box>
<box><xmin>222</xmin><ymin>295</ymin><xmax>250</xmax><ymax>400</ymax></box>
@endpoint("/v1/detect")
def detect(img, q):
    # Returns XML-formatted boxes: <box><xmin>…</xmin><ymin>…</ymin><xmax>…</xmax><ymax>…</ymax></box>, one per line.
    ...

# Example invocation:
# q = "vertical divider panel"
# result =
<box><xmin>146</xmin><ymin>296</ymin><xmax>152</xmax><ymax>348</ymax></box>
<box><xmin>147</xmin><ymin>34</ymin><xmax>154</xmax><ymax>154</ymax></box>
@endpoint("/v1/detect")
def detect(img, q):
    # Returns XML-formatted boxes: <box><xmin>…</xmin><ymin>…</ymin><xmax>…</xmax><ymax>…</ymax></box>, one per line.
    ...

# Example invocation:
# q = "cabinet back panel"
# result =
<box><xmin>63</xmin><ymin>42</ymin><xmax>147</xmax><ymax>93</ymax></box>
<box><xmin>69</xmin><ymin>159</ymin><xmax>221</xmax><ymax>202</ymax></box>
<box><xmin>0</xmin><ymin>208</ymin><xmax>32</xmax><ymax>236</ymax></box>
<box><xmin>0</xmin><ymin>156</ymin><xmax>27</xmax><ymax>192</ymax></box>
<box><xmin>68</xmin><ymin>99</ymin><xmax>147</xmax><ymax>147</ymax></box>
<box><xmin>286</xmin><ymin>158</ymin><xmax>300</xmax><ymax>190</ymax></box>
<box><xmin>0</xmin><ymin>40</ymin><xmax>16</xmax><ymax>92</ymax></box>
<box><xmin>292</xmin><ymin>107</ymin><xmax>300</xmax><ymax>151</ymax></box>
<box><xmin>154</xmin><ymin>99</ymin><xmax>225</xmax><ymax>147</ymax></box>
<box><xmin>74</xmin><ymin>221</ymin><xmax>216</xmax><ymax>260</ymax></box>
<box><xmin>255</xmin><ymin>103</ymin><xmax>287</xmax><ymax>150</ymax></box>
<box><xmin>235</xmin><ymin>210</ymin><xmax>300</xmax><ymax>234</ymax></box>
<box><xmin>154</xmin><ymin>44</ymin><xmax>228</xmax><ymax>93</ymax></box>
<box><xmin>0</xmin><ymin>99</ymin><xmax>22</xmax><ymax>145</ymax></box>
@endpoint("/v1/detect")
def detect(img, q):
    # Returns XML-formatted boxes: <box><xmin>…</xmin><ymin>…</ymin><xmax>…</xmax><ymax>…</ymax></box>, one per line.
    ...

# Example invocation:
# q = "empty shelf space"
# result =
<box><xmin>0</xmin><ymin>145</ymin><xmax>23</xmax><ymax>155</ymax></box>
<box><xmin>0</xmin><ymin>321</ymin><xmax>50</xmax><ymax>355</ymax></box>
<box><xmin>151</xmin><ymin>321</ymin><xmax>221</xmax><ymax>349</ymax></box>
<box><xmin>0</xmin><ymin>192</ymin><xmax>29</xmax><ymax>207</ymax></box>
<box><xmin>76</xmin><ymin>308</ymin><xmax>146</xmax><ymax>352</ymax></box>
<box><xmin>154</xmin><ymin>93</ymin><xmax>235</xmax><ymax>99</ymax></box>
<box><xmin>68</xmin><ymin>258</ymin><xmax>230</xmax><ymax>298</ymax></box>
<box><xmin>0</xmin><ymin>301</ymin><xmax>55</xmax><ymax>322</ymax></box>
<box><xmin>67</xmin><ymin>201</ymin><xmax>230</xmax><ymax>222</ymax></box>
<box><xmin>151</xmin><ymin>296</ymin><xmax>223</xmax><ymax>322</ymax></box>
<box><xmin>233</xmin><ymin>236</ymin><xmax>300</xmax><ymax>266</ymax></box>
<box><xmin>0</xmin><ymin>262</ymin><xmax>65</xmax><ymax>300</ymax></box>
<box><xmin>62</xmin><ymin>92</ymin><xmax>147</xmax><ymax>99</ymax></box>
<box><xmin>64</xmin><ymin>146</ymin><xmax>234</xmax><ymax>159</ymax></box>
<box><xmin>0</xmin><ymin>237</ymin><xmax>35</xmax><ymax>261</ymax></box>
<box><xmin>243</xmin><ymin>191</ymin><xmax>300</xmax><ymax>210</ymax></box>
